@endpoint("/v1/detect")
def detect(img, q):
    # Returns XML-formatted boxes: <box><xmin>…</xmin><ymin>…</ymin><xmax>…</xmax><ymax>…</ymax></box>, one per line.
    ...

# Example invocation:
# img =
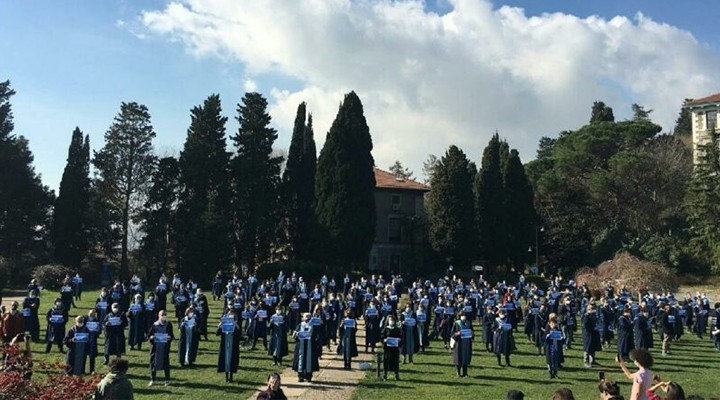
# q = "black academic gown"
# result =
<box><xmin>103</xmin><ymin>311</ymin><xmax>127</xmax><ymax>357</ymax></box>
<box><xmin>582</xmin><ymin>313</ymin><xmax>602</xmax><ymax>354</ymax></box>
<box><xmin>178</xmin><ymin>317</ymin><xmax>199</xmax><ymax>366</ymax></box>
<box><xmin>268</xmin><ymin>314</ymin><xmax>289</xmax><ymax>359</ymax></box>
<box><xmin>337</xmin><ymin>318</ymin><xmax>359</xmax><ymax>361</ymax></box>
<box><xmin>381</xmin><ymin>325</ymin><xmax>402</xmax><ymax>373</ymax></box>
<box><xmin>292</xmin><ymin>322</ymin><xmax>319</xmax><ymax>378</ymax></box>
<box><xmin>46</xmin><ymin>307</ymin><xmax>68</xmax><ymax>345</ymax></box>
<box><xmin>148</xmin><ymin>321</ymin><xmax>174</xmax><ymax>372</ymax></box>
<box><xmin>452</xmin><ymin>319</ymin><xmax>473</xmax><ymax>367</ymax></box>
<box><xmin>64</xmin><ymin>325</ymin><xmax>90</xmax><ymax>375</ymax></box>
<box><xmin>493</xmin><ymin>317</ymin><xmax>515</xmax><ymax>357</ymax></box>
<box><xmin>217</xmin><ymin>322</ymin><xmax>241</xmax><ymax>373</ymax></box>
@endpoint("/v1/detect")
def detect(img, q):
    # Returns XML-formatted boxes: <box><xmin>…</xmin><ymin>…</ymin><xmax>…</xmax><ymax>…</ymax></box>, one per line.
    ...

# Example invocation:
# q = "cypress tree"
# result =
<box><xmin>503</xmin><ymin>149</ymin><xmax>536</xmax><ymax>267</ymax></box>
<box><xmin>231</xmin><ymin>92</ymin><xmax>283</xmax><ymax>271</ymax></box>
<box><xmin>282</xmin><ymin>102</ymin><xmax>317</xmax><ymax>261</ymax></box>
<box><xmin>315</xmin><ymin>91</ymin><xmax>376</xmax><ymax>271</ymax></box>
<box><xmin>475</xmin><ymin>133</ymin><xmax>506</xmax><ymax>269</ymax></box>
<box><xmin>52</xmin><ymin>127</ymin><xmax>91</xmax><ymax>268</ymax></box>
<box><xmin>176</xmin><ymin>94</ymin><xmax>233</xmax><ymax>283</ymax></box>
<box><xmin>426</xmin><ymin>145</ymin><xmax>477</xmax><ymax>267</ymax></box>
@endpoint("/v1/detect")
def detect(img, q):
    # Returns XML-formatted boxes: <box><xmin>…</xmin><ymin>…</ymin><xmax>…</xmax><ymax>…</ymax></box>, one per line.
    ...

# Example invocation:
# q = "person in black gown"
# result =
<box><xmin>148</xmin><ymin>310</ymin><xmax>175</xmax><ymax>387</ymax></box>
<box><xmin>381</xmin><ymin>314</ymin><xmax>402</xmax><ymax>381</ymax></box>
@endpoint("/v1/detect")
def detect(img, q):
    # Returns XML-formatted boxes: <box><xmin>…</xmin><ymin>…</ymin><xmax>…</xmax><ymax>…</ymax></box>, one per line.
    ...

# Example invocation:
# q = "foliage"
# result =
<box><xmin>32</xmin><ymin>264</ymin><xmax>73</xmax><ymax>289</ymax></box>
<box><xmin>51</xmin><ymin>127</ymin><xmax>91</xmax><ymax>268</ymax></box>
<box><xmin>426</xmin><ymin>145</ymin><xmax>476</xmax><ymax>267</ymax></box>
<box><xmin>631</xmin><ymin>103</ymin><xmax>653</xmax><ymax>121</ymax></box>
<box><xmin>176</xmin><ymin>94</ymin><xmax>233</xmax><ymax>284</ymax></box>
<box><xmin>388</xmin><ymin>160</ymin><xmax>414</xmax><ymax>180</ymax></box>
<box><xmin>0</xmin><ymin>80</ymin><xmax>54</xmax><ymax>269</ymax></box>
<box><xmin>502</xmin><ymin>149</ymin><xmax>536</xmax><ymax>267</ymax></box>
<box><xmin>673</xmin><ymin>99</ymin><xmax>693</xmax><ymax>137</ymax></box>
<box><xmin>281</xmin><ymin>102</ymin><xmax>317</xmax><ymax>262</ymax></box>
<box><xmin>231</xmin><ymin>92</ymin><xmax>283</xmax><ymax>271</ymax></box>
<box><xmin>93</xmin><ymin>102</ymin><xmax>157</xmax><ymax>280</ymax></box>
<box><xmin>314</xmin><ymin>91</ymin><xmax>376</xmax><ymax>271</ymax></box>
<box><xmin>475</xmin><ymin>134</ymin><xmax>507</xmax><ymax>269</ymax></box>
<box><xmin>421</xmin><ymin>154</ymin><xmax>439</xmax><ymax>183</ymax></box>
<box><xmin>590</xmin><ymin>100</ymin><xmax>615</xmax><ymax>123</ymax></box>
<box><xmin>575</xmin><ymin>251</ymin><xmax>679</xmax><ymax>296</ymax></box>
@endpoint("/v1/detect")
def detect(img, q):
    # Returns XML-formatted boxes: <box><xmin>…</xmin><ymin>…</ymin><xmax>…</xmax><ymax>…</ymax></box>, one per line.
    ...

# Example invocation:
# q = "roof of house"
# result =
<box><xmin>686</xmin><ymin>93</ymin><xmax>720</xmax><ymax>106</ymax></box>
<box><xmin>374</xmin><ymin>168</ymin><xmax>430</xmax><ymax>191</ymax></box>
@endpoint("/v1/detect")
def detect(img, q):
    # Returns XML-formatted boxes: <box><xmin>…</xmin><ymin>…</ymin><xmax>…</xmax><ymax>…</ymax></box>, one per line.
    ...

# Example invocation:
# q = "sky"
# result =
<box><xmin>2</xmin><ymin>0</ymin><xmax>720</xmax><ymax>193</ymax></box>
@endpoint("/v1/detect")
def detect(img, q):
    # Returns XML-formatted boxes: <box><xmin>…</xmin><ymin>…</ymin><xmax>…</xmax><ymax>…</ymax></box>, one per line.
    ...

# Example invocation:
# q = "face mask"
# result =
<box><xmin>188</xmin><ymin>313</ymin><xmax>194</xmax><ymax>318</ymax></box>
<box><xmin>405</xmin><ymin>308</ymin><xmax>411</xmax><ymax>313</ymax></box>
<box><xmin>161</xmin><ymin>316</ymin><xmax>167</xmax><ymax>322</ymax></box>
<box><xmin>112</xmin><ymin>308</ymin><xmax>119</xmax><ymax>313</ymax></box>
<box><xmin>388</xmin><ymin>320</ymin><xmax>395</xmax><ymax>326</ymax></box>
<box><xmin>55</xmin><ymin>303</ymin><xmax>62</xmax><ymax>308</ymax></box>
<box><xmin>461</xmin><ymin>316</ymin><xmax>466</xmax><ymax>321</ymax></box>
<box><xmin>77</xmin><ymin>323</ymin><xmax>84</xmax><ymax>327</ymax></box>
<box><xmin>11</xmin><ymin>305</ymin><xmax>17</xmax><ymax>310</ymax></box>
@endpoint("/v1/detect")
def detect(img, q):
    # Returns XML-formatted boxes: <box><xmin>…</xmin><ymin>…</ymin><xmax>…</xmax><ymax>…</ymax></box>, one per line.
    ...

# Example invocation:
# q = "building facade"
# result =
<box><xmin>686</xmin><ymin>93</ymin><xmax>720</xmax><ymax>163</ymax></box>
<box><xmin>369</xmin><ymin>168</ymin><xmax>430</xmax><ymax>273</ymax></box>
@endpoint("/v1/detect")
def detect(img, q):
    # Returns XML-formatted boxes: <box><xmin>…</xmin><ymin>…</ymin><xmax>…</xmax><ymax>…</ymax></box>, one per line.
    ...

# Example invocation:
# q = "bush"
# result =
<box><xmin>32</xmin><ymin>264</ymin><xmax>73</xmax><ymax>290</ymax></box>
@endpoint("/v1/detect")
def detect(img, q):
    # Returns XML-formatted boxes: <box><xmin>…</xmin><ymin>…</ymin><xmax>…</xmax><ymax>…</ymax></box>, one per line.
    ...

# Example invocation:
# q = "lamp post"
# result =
<box><xmin>528</xmin><ymin>226</ymin><xmax>544</xmax><ymax>272</ymax></box>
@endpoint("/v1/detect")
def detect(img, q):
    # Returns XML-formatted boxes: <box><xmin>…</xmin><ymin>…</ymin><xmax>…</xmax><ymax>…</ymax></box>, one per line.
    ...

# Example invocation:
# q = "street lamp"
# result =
<box><xmin>528</xmin><ymin>226</ymin><xmax>544</xmax><ymax>272</ymax></box>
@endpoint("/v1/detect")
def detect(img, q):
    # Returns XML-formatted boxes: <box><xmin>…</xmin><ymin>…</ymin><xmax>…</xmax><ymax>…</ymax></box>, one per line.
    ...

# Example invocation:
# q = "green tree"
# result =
<box><xmin>231</xmin><ymin>92</ymin><xmax>283</xmax><ymax>271</ymax></box>
<box><xmin>138</xmin><ymin>157</ymin><xmax>179</xmax><ymax>281</ymax></box>
<box><xmin>422</xmin><ymin>154</ymin><xmax>439</xmax><ymax>183</ymax></box>
<box><xmin>282</xmin><ymin>102</ymin><xmax>317</xmax><ymax>261</ymax></box>
<box><xmin>503</xmin><ymin>149</ymin><xmax>536</xmax><ymax>267</ymax></box>
<box><xmin>51</xmin><ymin>127</ymin><xmax>91</xmax><ymax>268</ymax></box>
<box><xmin>315</xmin><ymin>91</ymin><xmax>376</xmax><ymax>271</ymax></box>
<box><xmin>590</xmin><ymin>101</ymin><xmax>615</xmax><ymax>123</ymax></box>
<box><xmin>0</xmin><ymin>81</ymin><xmax>54</xmax><ymax>269</ymax></box>
<box><xmin>426</xmin><ymin>145</ymin><xmax>476</xmax><ymax>267</ymax></box>
<box><xmin>389</xmin><ymin>160</ymin><xmax>414</xmax><ymax>180</ymax></box>
<box><xmin>673</xmin><ymin>100</ymin><xmax>692</xmax><ymax>137</ymax></box>
<box><xmin>93</xmin><ymin>102</ymin><xmax>157</xmax><ymax>280</ymax></box>
<box><xmin>475</xmin><ymin>133</ymin><xmax>506</xmax><ymax>269</ymax></box>
<box><xmin>631</xmin><ymin>103</ymin><xmax>653</xmax><ymax>121</ymax></box>
<box><xmin>176</xmin><ymin>94</ymin><xmax>233</xmax><ymax>283</ymax></box>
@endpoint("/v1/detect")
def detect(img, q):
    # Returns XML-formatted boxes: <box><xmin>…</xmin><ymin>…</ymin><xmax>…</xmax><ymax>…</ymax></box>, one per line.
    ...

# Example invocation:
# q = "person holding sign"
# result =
<box><xmin>155</xmin><ymin>278</ymin><xmax>169</xmax><ymax>312</ymax></box>
<box><xmin>661</xmin><ymin>303</ymin><xmax>676</xmax><ymax>356</ymax></box>
<box><xmin>45</xmin><ymin>298</ymin><xmax>68</xmax><ymax>353</ymax></box>
<box><xmin>127</xmin><ymin>294</ymin><xmax>145</xmax><ymax>351</ymax></box>
<box><xmin>582</xmin><ymin>304</ymin><xmax>602</xmax><ymax>368</ymax></box>
<box><xmin>102</xmin><ymin>303</ymin><xmax>127</xmax><ymax>365</ymax></box>
<box><xmin>193</xmin><ymin>288</ymin><xmax>210</xmax><ymax>341</ymax></box>
<box><xmin>64</xmin><ymin>315</ymin><xmax>90</xmax><ymax>375</ymax></box>
<box><xmin>364</xmin><ymin>302</ymin><xmax>381</xmax><ymax>353</ymax></box>
<box><xmin>148</xmin><ymin>310</ymin><xmax>175</xmax><ymax>386</ymax></box>
<box><xmin>178</xmin><ymin>307</ymin><xmax>199</xmax><ymax>367</ymax></box>
<box><xmin>144</xmin><ymin>293</ymin><xmax>157</xmax><ymax>334</ymax></box>
<box><xmin>22</xmin><ymin>290</ymin><xmax>40</xmax><ymax>342</ymax></box>
<box><xmin>482</xmin><ymin>305</ymin><xmax>496</xmax><ymax>353</ymax></box>
<box><xmin>544</xmin><ymin>313</ymin><xmax>565</xmax><ymax>379</ymax></box>
<box><xmin>400</xmin><ymin>304</ymin><xmax>419</xmax><ymax>364</ymax></box>
<box><xmin>415</xmin><ymin>303</ymin><xmax>429</xmax><ymax>352</ymax></box>
<box><xmin>452</xmin><ymin>311</ymin><xmax>473</xmax><ymax>377</ymax></box>
<box><xmin>493</xmin><ymin>309</ymin><xmax>515</xmax><ymax>367</ymax></box>
<box><xmin>60</xmin><ymin>277</ymin><xmax>75</xmax><ymax>310</ymax></box>
<box><xmin>172</xmin><ymin>284</ymin><xmax>191</xmax><ymax>325</ymax></box>
<box><xmin>381</xmin><ymin>314</ymin><xmax>402</xmax><ymax>381</ymax></box>
<box><xmin>217</xmin><ymin>310</ymin><xmax>241</xmax><ymax>383</ymax></box>
<box><xmin>72</xmin><ymin>273</ymin><xmax>83</xmax><ymax>301</ymax></box>
<box><xmin>337</xmin><ymin>309</ymin><xmax>358</xmax><ymax>370</ymax></box>
<box><xmin>84</xmin><ymin>309</ymin><xmax>101</xmax><ymax>373</ymax></box>
<box><xmin>95</xmin><ymin>288</ymin><xmax>112</xmax><ymax>324</ymax></box>
<box><xmin>292</xmin><ymin>313</ymin><xmax>319</xmax><ymax>382</ymax></box>
<box><xmin>268</xmin><ymin>306</ymin><xmax>289</xmax><ymax>366</ymax></box>
<box><xmin>633</xmin><ymin>306</ymin><xmax>653</xmax><ymax>351</ymax></box>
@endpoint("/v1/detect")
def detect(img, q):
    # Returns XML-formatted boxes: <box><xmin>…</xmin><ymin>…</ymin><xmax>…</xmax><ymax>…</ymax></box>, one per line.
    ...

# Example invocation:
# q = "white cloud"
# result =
<box><xmin>243</xmin><ymin>79</ymin><xmax>258</xmax><ymax>92</ymax></box>
<box><xmin>140</xmin><ymin>0</ymin><xmax>720</xmax><ymax>177</ymax></box>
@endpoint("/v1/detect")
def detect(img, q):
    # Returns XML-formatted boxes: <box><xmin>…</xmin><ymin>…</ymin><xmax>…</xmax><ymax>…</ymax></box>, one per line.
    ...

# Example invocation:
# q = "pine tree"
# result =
<box><xmin>674</xmin><ymin>100</ymin><xmax>692</xmax><ymax>137</ymax></box>
<box><xmin>315</xmin><ymin>91</ymin><xmax>376</xmax><ymax>271</ymax></box>
<box><xmin>231</xmin><ymin>92</ymin><xmax>283</xmax><ymax>271</ymax></box>
<box><xmin>93</xmin><ymin>102</ymin><xmax>157</xmax><ymax>280</ymax></box>
<box><xmin>0</xmin><ymin>80</ymin><xmax>54</xmax><ymax>265</ymax></box>
<box><xmin>52</xmin><ymin>127</ymin><xmax>91</xmax><ymax>268</ymax></box>
<box><xmin>590</xmin><ymin>101</ymin><xmax>615</xmax><ymax>123</ymax></box>
<box><xmin>139</xmin><ymin>157</ymin><xmax>179</xmax><ymax>282</ymax></box>
<box><xmin>632</xmin><ymin>103</ymin><xmax>653</xmax><ymax>121</ymax></box>
<box><xmin>282</xmin><ymin>102</ymin><xmax>317</xmax><ymax>261</ymax></box>
<box><xmin>475</xmin><ymin>133</ymin><xmax>506</xmax><ymax>269</ymax></box>
<box><xmin>426</xmin><ymin>145</ymin><xmax>476</xmax><ymax>267</ymax></box>
<box><xmin>389</xmin><ymin>160</ymin><xmax>413</xmax><ymax>180</ymax></box>
<box><xmin>503</xmin><ymin>149</ymin><xmax>536</xmax><ymax>267</ymax></box>
<box><xmin>176</xmin><ymin>94</ymin><xmax>233</xmax><ymax>283</ymax></box>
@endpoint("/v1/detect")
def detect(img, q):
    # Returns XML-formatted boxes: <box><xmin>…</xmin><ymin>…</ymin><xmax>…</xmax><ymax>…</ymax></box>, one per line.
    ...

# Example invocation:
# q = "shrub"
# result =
<box><xmin>32</xmin><ymin>264</ymin><xmax>73</xmax><ymax>290</ymax></box>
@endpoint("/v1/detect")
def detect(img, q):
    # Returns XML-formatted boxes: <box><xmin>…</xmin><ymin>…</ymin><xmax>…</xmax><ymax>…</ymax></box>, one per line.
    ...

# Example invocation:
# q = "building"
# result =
<box><xmin>685</xmin><ymin>93</ymin><xmax>720</xmax><ymax>163</ymax></box>
<box><xmin>369</xmin><ymin>168</ymin><xmax>430</xmax><ymax>273</ymax></box>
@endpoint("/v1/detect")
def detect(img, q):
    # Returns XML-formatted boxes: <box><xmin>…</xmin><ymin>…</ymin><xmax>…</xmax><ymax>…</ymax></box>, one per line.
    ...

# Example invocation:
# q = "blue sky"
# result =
<box><xmin>2</xmin><ymin>0</ymin><xmax>719</xmax><ymax>193</ymax></box>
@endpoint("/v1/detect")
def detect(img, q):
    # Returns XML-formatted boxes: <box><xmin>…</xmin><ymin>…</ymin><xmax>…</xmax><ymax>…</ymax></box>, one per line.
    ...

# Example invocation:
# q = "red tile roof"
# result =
<box><xmin>374</xmin><ymin>168</ymin><xmax>430</xmax><ymax>191</ymax></box>
<box><xmin>687</xmin><ymin>93</ymin><xmax>720</xmax><ymax>106</ymax></box>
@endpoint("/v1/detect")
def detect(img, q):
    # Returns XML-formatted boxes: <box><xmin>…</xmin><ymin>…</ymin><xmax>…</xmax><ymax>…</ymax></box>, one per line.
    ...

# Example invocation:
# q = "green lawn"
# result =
<box><xmin>27</xmin><ymin>290</ymin><xmax>281</xmax><ymax>400</ymax></box>
<box><xmin>352</xmin><ymin>327</ymin><xmax>719</xmax><ymax>400</ymax></box>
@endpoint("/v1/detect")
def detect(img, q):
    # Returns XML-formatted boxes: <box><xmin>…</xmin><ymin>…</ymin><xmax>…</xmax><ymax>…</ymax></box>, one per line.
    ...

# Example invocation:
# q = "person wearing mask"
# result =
<box><xmin>178</xmin><ymin>307</ymin><xmax>199</xmax><ymax>367</ymax></box>
<box><xmin>193</xmin><ymin>288</ymin><xmax>210</xmax><ymax>341</ymax></box>
<box><xmin>45</xmin><ymin>298</ymin><xmax>68</xmax><ymax>353</ymax></box>
<box><xmin>217</xmin><ymin>309</ymin><xmax>241</xmax><ymax>383</ymax></box>
<box><xmin>381</xmin><ymin>314</ymin><xmax>402</xmax><ymax>381</ymax></box>
<box><xmin>292</xmin><ymin>312</ymin><xmax>319</xmax><ymax>382</ymax></box>
<box><xmin>493</xmin><ymin>308</ymin><xmax>515</xmax><ymax>367</ymax></box>
<box><xmin>143</xmin><ymin>293</ymin><xmax>157</xmax><ymax>334</ymax></box>
<box><xmin>483</xmin><ymin>305</ymin><xmax>496</xmax><ymax>353</ymax></box>
<box><xmin>256</xmin><ymin>372</ymin><xmax>287</xmax><ymax>400</ymax></box>
<box><xmin>212</xmin><ymin>271</ymin><xmax>225</xmax><ymax>302</ymax></box>
<box><xmin>95</xmin><ymin>288</ymin><xmax>111</xmax><ymax>323</ymax></box>
<box><xmin>400</xmin><ymin>304</ymin><xmax>418</xmax><ymax>364</ymax></box>
<box><xmin>618</xmin><ymin>348</ymin><xmax>654</xmax><ymax>400</ymax></box>
<box><xmin>84</xmin><ymin>309</ymin><xmax>101</xmax><ymax>373</ymax></box>
<box><xmin>634</xmin><ymin>306</ymin><xmax>654</xmax><ymax>351</ymax></box>
<box><xmin>148</xmin><ymin>310</ymin><xmax>174</xmax><ymax>386</ymax></box>
<box><xmin>60</xmin><ymin>277</ymin><xmax>75</xmax><ymax>310</ymax></box>
<box><xmin>452</xmin><ymin>310</ymin><xmax>473</xmax><ymax>377</ymax></box>
<box><xmin>2</xmin><ymin>301</ymin><xmax>24</xmax><ymax>342</ymax></box>
<box><xmin>102</xmin><ymin>302</ymin><xmax>127</xmax><ymax>365</ymax></box>
<box><xmin>616</xmin><ymin>306</ymin><xmax>634</xmax><ymax>363</ymax></box>
<box><xmin>22</xmin><ymin>290</ymin><xmax>40</xmax><ymax>342</ymax></box>
<box><xmin>64</xmin><ymin>315</ymin><xmax>90</xmax><ymax>375</ymax></box>
<box><xmin>127</xmin><ymin>294</ymin><xmax>145</xmax><ymax>351</ymax></box>
<box><xmin>583</xmin><ymin>304</ymin><xmax>602</xmax><ymax>368</ymax></box>
<box><xmin>545</xmin><ymin>313</ymin><xmax>565</xmax><ymax>379</ymax></box>
<box><xmin>155</xmin><ymin>278</ymin><xmax>169</xmax><ymax>312</ymax></box>
<box><xmin>364</xmin><ymin>301</ymin><xmax>381</xmax><ymax>353</ymax></box>
<box><xmin>337</xmin><ymin>309</ymin><xmax>358</xmax><ymax>370</ymax></box>
<box><xmin>94</xmin><ymin>358</ymin><xmax>134</xmax><ymax>400</ymax></box>
<box><xmin>268</xmin><ymin>306</ymin><xmax>289</xmax><ymax>367</ymax></box>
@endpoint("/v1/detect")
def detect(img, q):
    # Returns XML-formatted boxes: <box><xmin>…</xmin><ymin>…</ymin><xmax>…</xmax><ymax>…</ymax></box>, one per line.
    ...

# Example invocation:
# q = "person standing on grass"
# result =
<box><xmin>85</xmin><ymin>309</ymin><xmax>101</xmax><ymax>373</ymax></box>
<box><xmin>381</xmin><ymin>314</ymin><xmax>402</xmax><ymax>381</ymax></box>
<box><xmin>3</xmin><ymin>301</ymin><xmax>24</xmax><ymax>342</ymax></box>
<box><xmin>102</xmin><ymin>302</ymin><xmax>127</xmax><ymax>365</ymax></box>
<box><xmin>45</xmin><ymin>297</ymin><xmax>68</xmax><ymax>353</ymax></box>
<box><xmin>217</xmin><ymin>309</ymin><xmax>241</xmax><ymax>383</ymax></box>
<box><xmin>337</xmin><ymin>309</ymin><xmax>358</xmax><ymax>370</ymax></box>
<box><xmin>292</xmin><ymin>312</ymin><xmax>319</xmax><ymax>382</ymax></box>
<box><xmin>94</xmin><ymin>358</ymin><xmax>134</xmax><ymax>400</ymax></box>
<box><xmin>617</xmin><ymin>306</ymin><xmax>635</xmax><ymax>362</ymax></box>
<box><xmin>452</xmin><ymin>310</ymin><xmax>473</xmax><ymax>377</ymax></box>
<box><xmin>483</xmin><ymin>304</ymin><xmax>496</xmax><ymax>353</ymax></box>
<box><xmin>64</xmin><ymin>315</ymin><xmax>90</xmax><ymax>375</ymax></box>
<box><xmin>127</xmin><ymin>294</ymin><xmax>145</xmax><ymax>351</ymax></box>
<box><xmin>148</xmin><ymin>310</ymin><xmax>174</xmax><ymax>386</ymax></box>
<box><xmin>364</xmin><ymin>301</ymin><xmax>381</xmax><ymax>353</ymax></box>
<box><xmin>582</xmin><ymin>304</ymin><xmax>602</xmax><ymax>367</ymax></box>
<box><xmin>661</xmin><ymin>304</ymin><xmax>675</xmax><ymax>356</ymax></box>
<box><xmin>712</xmin><ymin>303</ymin><xmax>720</xmax><ymax>350</ymax></box>
<box><xmin>22</xmin><ymin>290</ymin><xmax>40</xmax><ymax>341</ymax></box>
<box><xmin>178</xmin><ymin>307</ymin><xmax>199</xmax><ymax>367</ymax></box>
<box><xmin>400</xmin><ymin>303</ymin><xmax>418</xmax><ymax>364</ymax></box>
<box><xmin>545</xmin><ymin>313</ymin><xmax>565</xmax><ymax>379</ymax></box>
<box><xmin>618</xmin><ymin>348</ymin><xmax>653</xmax><ymax>400</ymax></box>
<box><xmin>493</xmin><ymin>308</ymin><xmax>515</xmax><ymax>367</ymax></box>
<box><xmin>268</xmin><ymin>305</ymin><xmax>289</xmax><ymax>366</ymax></box>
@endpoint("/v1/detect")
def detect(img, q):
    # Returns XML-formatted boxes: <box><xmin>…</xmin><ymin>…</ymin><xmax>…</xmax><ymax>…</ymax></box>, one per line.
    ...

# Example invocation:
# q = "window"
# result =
<box><xmin>391</xmin><ymin>194</ymin><xmax>401</xmax><ymax>211</ymax></box>
<box><xmin>388</xmin><ymin>217</ymin><xmax>401</xmax><ymax>243</ymax></box>
<box><xmin>708</xmin><ymin>110</ymin><xmax>717</xmax><ymax>132</ymax></box>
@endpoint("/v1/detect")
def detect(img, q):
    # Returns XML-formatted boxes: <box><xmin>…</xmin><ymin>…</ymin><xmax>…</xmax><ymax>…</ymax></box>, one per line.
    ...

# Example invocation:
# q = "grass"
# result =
<box><xmin>24</xmin><ymin>289</ymin><xmax>282</xmax><ymax>400</ymax></box>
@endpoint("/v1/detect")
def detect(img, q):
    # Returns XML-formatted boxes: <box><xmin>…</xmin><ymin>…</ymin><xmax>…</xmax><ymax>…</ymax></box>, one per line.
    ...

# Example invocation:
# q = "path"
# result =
<box><xmin>247</xmin><ymin>318</ymin><xmax>373</xmax><ymax>400</ymax></box>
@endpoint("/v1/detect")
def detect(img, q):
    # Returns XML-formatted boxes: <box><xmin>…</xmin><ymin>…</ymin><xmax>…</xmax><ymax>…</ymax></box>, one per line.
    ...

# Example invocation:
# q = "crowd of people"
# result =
<box><xmin>0</xmin><ymin>269</ymin><xmax>718</xmax><ymax>399</ymax></box>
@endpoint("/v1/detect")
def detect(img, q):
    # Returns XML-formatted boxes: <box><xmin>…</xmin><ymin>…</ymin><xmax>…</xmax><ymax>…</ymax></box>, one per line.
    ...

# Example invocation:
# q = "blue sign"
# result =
<box><xmin>382</xmin><ymin>304</ymin><xmax>392</xmax><ymax>312</ymax></box>
<box><xmin>311</xmin><ymin>317</ymin><xmax>322</xmax><ymax>326</ymax></box>
<box><xmin>348</xmin><ymin>301</ymin><xmax>356</xmax><ymax>308</ymax></box>
<box><xmin>416</xmin><ymin>314</ymin><xmax>427</xmax><ymax>322</ymax></box>
<box><xmin>290</xmin><ymin>302</ymin><xmax>300</xmax><ymax>310</ymax></box>
<box><xmin>444</xmin><ymin>307</ymin><xmax>455</xmax><ymax>315</ymax></box>
<box><xmin>549</xmin><ymin>330</ymin><xmax>563</xmax><ymax>340</ymax></box>
<box><xmin>21</xmin><ymin>309</ymin><xmax>31</xmax><ymax>317</ymax></box>
<box><xmin>108</xmin><ymin>317</ymin><xmax>121</xmax><ymax>326</ymax></box>
<box><xmin>130</xmin><ymin>304</ymin><xmax>141</xmax><ymax>313</ymax></box>
<box><xmin>298</xmin><ymin>330</ymin><xmax>311</xmax><ymax>340</ymax></box>
<box><xmin>50</xmin><ymin>315</ymin><xmax>64</xmax><ymax>324</ymax></box>
<box><xmin>404</xmin><ymin>318</ymin><xmax>416</xmax><ymax>326</ymax></box>
<box><xmin>97</xmin><ymin>302</ymin><xmax>108</xmax><ymax>309</ymax></box>
<box><xmin>668</xmin><ymin>315</ymin><xmax>676</xmax><ymax>323</ymax></box>
<box><xmin>434</xmin><ymin>306</ymin><xmax>444</xmax><ymax>314</ymax></box>
<box><xmin>272</xmin><ymin>315</ymin><xmax>284</xmax><ymax>324</ymax></box>
<box><xmin>86</xmin><ymin>322</ymin><xmax>99</xmax><ymax>332</ymax></box>
<box><xmin>501</xmin><ymin>323</ymin><xmax>512</xmax><ymax>331</ymax></box>
<box><xmin>386</xmin><ymin>337</ymin><xmax>400</xmax><ymax>347</ymax></box>
<box><xmin>460</xmin><ymin>328</ymin><xmax>472</xmax><ymax>339</ymax></box>
<box><xmin>154</xmin><ymin>333</ymin><xmax>169</xmax><ymax>343</ymax></box>
<box><xmin>74</xmin><ymin>332</ymin><xmax>89</xmax><ymax>342</ymax></box>
<box><xmin>367</xmin><ymin>308</ymin><xmax>378</xmax><ymax>317</ymax></box>
<box><xmin>343</xmin><ymin>319</ymin><xmax>356</xmax><ymax>328</ymax></box>
<box><xmin>241</xmin><ymin>311</ymin><xmax>252</xmax><ymax>319</ymax></box>
<box><xmin>257</xmin><ymin>310</ymin><xmax>267</xmax><ymax>319</ymax></box>
<box><xmin>145</xmin><ymin>303</ymin><xmax>155</xmax><ymax>311</ymax></box>
<box><xmin>221</xmin><ymin>317</ymin><xmax>235</xmax><ymax>333</ymax></box>
<box><xmin>463</xmin><ymin>305</ymin><xmax>473</xmax><ymax>313</ymax></box>
<box><xmin>505</xmin><ymin>302</ymin><xmax>515</xmax><ymax>310</ymax></box>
